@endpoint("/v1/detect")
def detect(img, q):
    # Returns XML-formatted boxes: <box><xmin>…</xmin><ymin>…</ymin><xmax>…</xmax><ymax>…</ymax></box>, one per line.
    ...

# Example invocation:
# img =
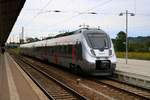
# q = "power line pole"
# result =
<box><xmin>13</xmin><ymin>35</ymin><xmax>14</xmax><ymax>43</ymax></box>
<box><xmin>22</xmin><ymin>26</ymin><xmax>24</xmax><ymax>43</ymax></box>
<box><xmin>20</xmin><ymin>27</ymin><xmax>24</xmax><ymax>44</ymax></box>
<box><xmin>119</xmin><ymin>10</ymin><xmax>135</xmax><ymax>64</ymax></box>
<box><xmin>10</xmin><ymin>37</ymin><xmax>11</xmax><ymax>43</ymax></box>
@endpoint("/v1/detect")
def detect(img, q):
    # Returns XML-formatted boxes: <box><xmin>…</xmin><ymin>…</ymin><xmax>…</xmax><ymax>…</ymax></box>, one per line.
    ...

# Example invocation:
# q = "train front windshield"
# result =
<box><xmin>87</xmin><ymin>33</ymin><xmax>110</xmax><ymax>49</ymax></box>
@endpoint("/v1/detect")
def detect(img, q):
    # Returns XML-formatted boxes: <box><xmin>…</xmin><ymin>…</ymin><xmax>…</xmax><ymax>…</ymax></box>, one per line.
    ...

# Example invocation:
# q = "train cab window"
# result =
<box><xmin>87</xmin><ymin>33</ymin><xmax>110</xmax><ymax>50</ymax></box>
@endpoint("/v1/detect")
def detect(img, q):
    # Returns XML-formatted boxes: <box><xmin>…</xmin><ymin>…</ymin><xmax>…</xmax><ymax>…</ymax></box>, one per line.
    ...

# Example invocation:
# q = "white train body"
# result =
<box><xmin>20</xmin><ymin>28</ymin><xmax>116</xmax><ymax>75</ymax></box>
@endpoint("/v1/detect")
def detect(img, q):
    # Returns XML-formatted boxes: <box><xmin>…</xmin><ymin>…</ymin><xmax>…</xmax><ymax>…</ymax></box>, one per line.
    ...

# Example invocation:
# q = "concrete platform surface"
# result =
<box><xmin>115</xmin><ymin>58</ymin><xmax>150</xmax><ymax>89</ymax></box>
<box><xmin>0</xmin><ymin>53</ymin><xmax>48</xmax><ymax>100</ymax></box>
<box><xmin>117</xmin><ymin>58</ymin><xmax>150</xmax><ymax>77</ymax></box>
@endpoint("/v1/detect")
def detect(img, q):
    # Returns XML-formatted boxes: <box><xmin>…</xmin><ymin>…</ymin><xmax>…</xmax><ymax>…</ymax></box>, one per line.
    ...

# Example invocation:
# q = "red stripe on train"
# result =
<box><xmin>72</xmin><ymin>45</ymin><xmax>75</xmax><ymax>64</ymax></box>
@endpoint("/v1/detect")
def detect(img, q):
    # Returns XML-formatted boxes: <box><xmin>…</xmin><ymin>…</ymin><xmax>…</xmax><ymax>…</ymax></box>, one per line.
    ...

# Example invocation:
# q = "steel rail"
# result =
<box><xmin>15</xmin><ymin>55</ymin><xmax>87</xmax><ymax>100</ymax></box>
<box><xmin>92</xmin><ymin>78</ymin><xmax>150</xmax><ymax>100</ymax></box>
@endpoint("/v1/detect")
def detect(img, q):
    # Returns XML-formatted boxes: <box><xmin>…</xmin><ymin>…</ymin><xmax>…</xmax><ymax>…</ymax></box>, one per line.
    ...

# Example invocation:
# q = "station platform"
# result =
<box><xmin>115</xmin><ymin>58</ymin><xmax>150</xmax><ymax>89</ymax></box>
<box><xmin>117</xmin><ymin>58</ymin><xmax>150</xmax><ymax>77</ymax></box>
<box><xmin>0</xmin><ymin>53</ymin><xmax>48</xmax><ymax>100</ymax></box>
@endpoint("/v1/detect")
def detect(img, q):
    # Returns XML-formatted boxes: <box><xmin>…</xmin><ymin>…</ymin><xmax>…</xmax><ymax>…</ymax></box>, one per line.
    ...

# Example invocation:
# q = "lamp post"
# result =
<box><xmin>119</xmin><ymin>10</ymin><xmax>135</xmax><ymax>64</ymax></box>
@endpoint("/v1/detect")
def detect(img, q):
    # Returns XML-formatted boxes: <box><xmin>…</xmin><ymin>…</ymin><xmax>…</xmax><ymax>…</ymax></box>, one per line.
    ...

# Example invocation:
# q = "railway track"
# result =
<box><xmin>14</xmin><ymin>55</ymin><xmax>87</xmax><ymax>100</ymax></box>
<box><xmin>11</xmin><ymin>53</ymin><xmax>150</xmax><ymax>100</ymax></box>
<box><xmin>92</xmin><ymin>78</ymin><xmax>150</xmax><ymax>100</ymax></box>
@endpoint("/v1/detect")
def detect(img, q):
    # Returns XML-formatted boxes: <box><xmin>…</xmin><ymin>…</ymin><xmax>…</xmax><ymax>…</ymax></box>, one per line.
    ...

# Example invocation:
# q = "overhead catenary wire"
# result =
<box><xmin>23</xmin><ymin>0</ymin><xmax>150</xmax><ymax>35</ymax></box>
<box><xmin>44</xmin><ymin>0</ymin><xmax>113</xmax><ymax>28</ymax></box>
<box><xmin>18</xmin><ymin>0</ymin><xmax>114</xmax><ymax>39</ymax></box>
<box><xmin>34</xmin><ymin>0</ymin><xmax>53</xmax><ymax>16</ymax></box>
<box><xmin>25</xmin><ymin>0</ymin><xmax>53</xmax><ymax>26</ymax></box>
<box><xmin>23</xmin><ymin>0</ymin><xmax>113</xmax><ymax>30</ymax></box>
<box><xmin>83</xmin><ymin>0</ymin><xmax>113</xmax><ymax>12</ymax></box>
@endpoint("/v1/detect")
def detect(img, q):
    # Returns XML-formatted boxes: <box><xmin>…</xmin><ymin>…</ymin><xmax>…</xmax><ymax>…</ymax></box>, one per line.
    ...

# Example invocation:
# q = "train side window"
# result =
<box><xmin>49</xmin><ymin>46</ymin><xmax>51</xmax><ymax>55</ymax></box>
<box><xmin>59</xmin><ymin>46</ymin><xmax>61</xmax><ymax>55</ymax></box>
<box><xmin>51</xmin><ymin>46</ymin><xmax>54</xmax><ymax>54</ymax></box>
<box><xmin>68</xmin><ymin>45</ymin><xmax>72</xmax><ymax>57</ymax></box>
<box><xmin>61</xmin><ymin>45</ymin><xmax>65</xmax><ymax>56</ymax></box>
<box><xmin>66</xmin><ymin>46</ymin><xmax>68</xmax><ymax>57</ymax></box>
<box><xmin>56</xmin><ymin>46</ymin><xmax>59</xmax><ymax>54</ymax></box>
<box><xmin>51</xmin><ymin>46</ymin><xmax>53</xmax><ymax>55</ymax></box>
<box><xmin>75</xmin><ymin>42</ymin><xmax>82</xmax><ymax>60</ymax></box>
<box><xmin>64</xmin><ymin>45</ymin><xmax>67</xmax><ymax>56</ymax></box>
<box><xmin>63</xmin><ymin>45</ymin><xmax>67</xmax><ymax>57</ymax></box>
<box><xmin>56</xmin><ymin>45</ymin><xmax>60</xmax><ymax>54</ymax></box>
<box><xmin>47</xmin><ymin>46</ymin><xmax>51</xmax><ymax>55</ymax></box>
<box><xmin>54</xmin><ymin>46</ymin><xmax>57</xmax><ymax>53</ymax></box>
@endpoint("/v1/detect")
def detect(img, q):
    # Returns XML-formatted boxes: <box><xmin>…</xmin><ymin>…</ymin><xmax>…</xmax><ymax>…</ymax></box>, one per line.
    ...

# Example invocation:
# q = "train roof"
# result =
<box><xmin>20</xmin><ymin>33</ymin><xmax>81</xmax><ymax>48</ymax></box>
<box><xmin>49</xmin><ymin>28</ymin><xmax>106</xmax><ymax>39</ymax></box>
<box><xmin>20</xmin><ymin>28</ymin><xmax>107</xmax><ymax>48</ymax></box>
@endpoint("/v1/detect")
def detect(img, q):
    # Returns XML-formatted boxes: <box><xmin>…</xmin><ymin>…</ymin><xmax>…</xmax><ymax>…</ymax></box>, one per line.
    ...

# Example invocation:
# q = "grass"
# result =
<box><xmin>116</xmin><ymin>52</ymin><xmax>150</xmax><ymax>60</ymax></box>
<box><xmin>7</xmin><ymin>48</ymin><xmax>20</xmax><ymax>54</ymax></box>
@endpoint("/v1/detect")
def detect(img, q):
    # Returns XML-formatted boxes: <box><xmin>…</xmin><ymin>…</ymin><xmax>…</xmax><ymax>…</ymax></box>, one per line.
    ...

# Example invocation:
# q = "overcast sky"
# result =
<box><xmin>8</xmin><ymin>0</ymin><xmax>150</xmax><ymax>42</ymax></box>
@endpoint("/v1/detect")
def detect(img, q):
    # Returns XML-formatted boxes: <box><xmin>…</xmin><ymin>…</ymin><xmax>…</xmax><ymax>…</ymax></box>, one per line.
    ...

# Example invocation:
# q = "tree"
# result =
<box><xmin>115</xmin><ymin>31</ymin><xmax>126</xmax><ymax>51</ymax></box>
<box><xmin>20</xmin><ymin>39</ymin><xmax>24</xmax><ymax>44</ymax></box>
<box><xmin>26</xmin><ymin>37</ymin><xmax>40</xmax><ymax>43</ymax></box>
<box><xmin>145</xmin><ymin>40</ymin><xmax>150</xmax><ymax>51</ymax></box>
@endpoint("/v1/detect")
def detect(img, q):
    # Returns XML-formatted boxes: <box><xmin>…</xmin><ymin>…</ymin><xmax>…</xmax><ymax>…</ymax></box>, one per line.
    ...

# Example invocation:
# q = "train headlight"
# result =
<box><xmin>90</xmin><ymin>49</ymin><xmax>96</xmax><ymax>56</ymax></box>
<box><xmin>109</xmin><ymin>49</ymin><xmax>112</xmax><ymax>56</ymax></box>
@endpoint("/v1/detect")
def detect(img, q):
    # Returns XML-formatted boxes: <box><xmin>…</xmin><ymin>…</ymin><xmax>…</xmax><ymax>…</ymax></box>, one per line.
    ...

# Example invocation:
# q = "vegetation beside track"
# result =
<box><xmin>7</xmin><ymin>48</ymin><xmax>20</xmax><ymax>54</ymax></box>
<box><xmin>113</xmin><ymin>31</ymin><xmax>150</xmax><ymax>60</ymax></box>
<box><xmin>116</xmin><ymin>52</ymin><xmax>150</xmax><ymax>60</ymax></box>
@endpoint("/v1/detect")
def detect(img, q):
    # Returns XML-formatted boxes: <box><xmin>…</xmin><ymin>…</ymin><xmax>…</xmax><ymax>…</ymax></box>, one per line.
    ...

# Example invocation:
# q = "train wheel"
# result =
<box><xmin>69</xmin><ymin>63</ymin><xmax>82</xmax><ymax>74</ymax></box>
<box><xmin>69</xmin><ymin>63</ymin><xmax>74</xmax><ymax>71</ymax></box>
<box><xmin>74</xmin><ymin>65</ymin><xmax>81</xmax><ymax>73</ymax></box>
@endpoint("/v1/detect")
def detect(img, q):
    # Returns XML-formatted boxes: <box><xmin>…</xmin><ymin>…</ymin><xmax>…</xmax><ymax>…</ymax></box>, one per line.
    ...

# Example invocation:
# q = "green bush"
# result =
<box><xmin>116</xmin><ymin>52</ymin><xmax>150</xmax><ymax>60</ymax></box>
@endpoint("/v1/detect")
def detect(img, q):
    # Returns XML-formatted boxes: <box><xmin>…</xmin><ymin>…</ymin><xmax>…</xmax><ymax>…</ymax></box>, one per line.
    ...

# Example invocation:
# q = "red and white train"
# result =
<box><xmin>20</xmin><ymin>28</ymin><xmax>116</xmax><ymax>76</ymax></box>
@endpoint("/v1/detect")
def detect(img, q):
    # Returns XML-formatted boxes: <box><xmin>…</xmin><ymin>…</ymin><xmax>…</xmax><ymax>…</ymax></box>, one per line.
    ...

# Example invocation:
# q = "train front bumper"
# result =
<box><xmin>83</xmin><ymin>60</ymin><xmax>116</xmax><ymax>76</ymax></box>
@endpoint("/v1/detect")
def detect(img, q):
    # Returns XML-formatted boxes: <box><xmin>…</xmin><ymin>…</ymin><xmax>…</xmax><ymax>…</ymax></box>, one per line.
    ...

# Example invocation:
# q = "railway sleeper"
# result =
<box><xmin>56</xmin><ymin>98</ymin><xmax>77</xmax><ymax>100</ymax></box>
<box><xmin>49</xmin><ymin>90</ymin><xmax>69</xmax><ymax>93</ymax></box>
<box><xmin>52</xmin><ymin>94</ymin><xmax>74</xmax><ymax>97</ymax></box>
<box><xmin>49</xmin><ymin>92</ymin><xmax>74</xmax><ymax>96</ymax></box>
<box><xmin>49</xmin><ymin>89</ymin><xmax>67</xmax><ymax>91</ymax></box>
<box><xmin>53</xmin><ymin>95</ymin><xmax>75</xmax><ymax>97</ymax></box>
<box><xmin>54</xmin><ymin>96</ymin><xmax>76</xmax><ymax>99</ymax></box>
